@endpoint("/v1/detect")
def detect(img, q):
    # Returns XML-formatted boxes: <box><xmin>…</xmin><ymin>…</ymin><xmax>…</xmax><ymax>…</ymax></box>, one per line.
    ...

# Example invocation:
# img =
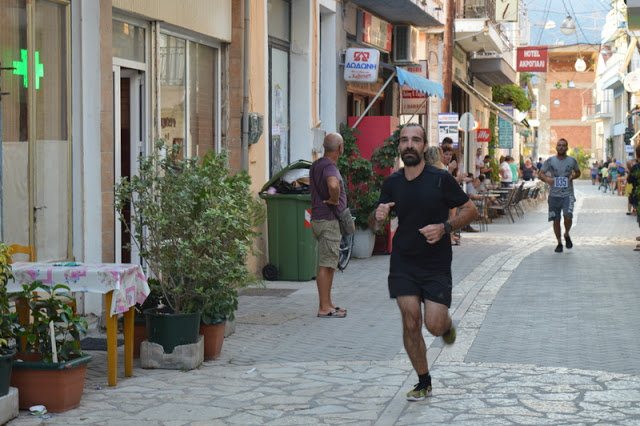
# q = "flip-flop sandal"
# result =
<box><xmin>334</xmin><ymin>306</ymin><xmax>347</xmax><ymax>313</ymax></box>
<box><xmin>317</xmin><ymin>309</ymin><xmax>346</xmax><ymax>318</ymax></box>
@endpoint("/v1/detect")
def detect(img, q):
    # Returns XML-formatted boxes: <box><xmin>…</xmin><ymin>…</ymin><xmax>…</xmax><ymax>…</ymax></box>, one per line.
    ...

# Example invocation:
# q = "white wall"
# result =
<box><xmin>289</xmin><ymin>1</ymin><xmax>314</xmax><ymax>162</ymax></box>
<box><xmin>318</xmin><ymin>2</ymin><xmax>338</xmax><ymax>152</ymax></box>
<box><xmin>71</xmin><ymin>0</ymin><xmax>103</xmax><ymax>315</ymax></box>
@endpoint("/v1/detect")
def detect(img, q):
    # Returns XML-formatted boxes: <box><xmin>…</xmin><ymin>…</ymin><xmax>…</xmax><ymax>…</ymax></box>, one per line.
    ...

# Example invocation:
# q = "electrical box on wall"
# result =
<box><xmin>248</xmin><ymin>113</ymin><xmax>264</xmax><ymax>145</ymax></box>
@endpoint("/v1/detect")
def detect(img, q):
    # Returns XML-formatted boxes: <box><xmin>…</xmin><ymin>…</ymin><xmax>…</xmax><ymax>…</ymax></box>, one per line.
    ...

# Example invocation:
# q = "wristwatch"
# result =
<box><xmin>443</xmin><ymin>221</ymin><xmax>452</xmax><ymax>234</ymax></box>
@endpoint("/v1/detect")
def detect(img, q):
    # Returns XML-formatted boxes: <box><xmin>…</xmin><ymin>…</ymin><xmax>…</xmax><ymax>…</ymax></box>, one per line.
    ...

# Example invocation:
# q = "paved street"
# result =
<box><xmin>8</xmin><ymin>180</ymin><xmax>640</xmax><ymax>425</ymax></box>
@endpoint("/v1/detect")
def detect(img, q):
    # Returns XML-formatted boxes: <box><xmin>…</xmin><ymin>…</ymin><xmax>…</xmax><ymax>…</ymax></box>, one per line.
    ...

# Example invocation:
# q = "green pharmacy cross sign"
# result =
<box><xmin>13</xmin><ymin>49</ymin><xmax>44</xmax><ymax>89</ymax></box>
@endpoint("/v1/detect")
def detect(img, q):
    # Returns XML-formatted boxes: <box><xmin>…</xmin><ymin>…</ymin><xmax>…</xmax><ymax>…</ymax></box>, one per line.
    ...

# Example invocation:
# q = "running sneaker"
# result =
<box><xmin>554</xmin><ymin>244</ymin><xmax>563</xmax><ymax>253</ymax></box>
<box><xmin>406</xmin><ymin>383</ymin><xmax>432</xmax><ymax>401</ymax></box>
<box><xmin>442</xmin><ymin>325</ymin><xmax>456</xmax><ymax>345</ymax></box>
<box><xmin>565</xmin><ymin>235</ymin><xmax>573</xmax><ymax>249</ymax></box>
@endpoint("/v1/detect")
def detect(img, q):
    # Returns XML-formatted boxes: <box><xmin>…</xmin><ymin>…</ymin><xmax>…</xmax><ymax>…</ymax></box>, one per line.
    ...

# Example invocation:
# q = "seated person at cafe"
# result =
<box><xmin>477</xmin><ymin>174</ymin><xmax>490</xmax><ymax>192</ymax></box>
<box><xmin>467</xmin><ymin>177</ymin><xmax>499</xmax><ymax>206</ymax></box>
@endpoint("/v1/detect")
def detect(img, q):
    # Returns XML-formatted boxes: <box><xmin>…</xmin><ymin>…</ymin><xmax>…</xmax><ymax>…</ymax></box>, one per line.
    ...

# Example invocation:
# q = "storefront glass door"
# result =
<box><xmin>0</xmin><ymin>0</ymin><xmax>71</xmax><ymax>261</ymax></box>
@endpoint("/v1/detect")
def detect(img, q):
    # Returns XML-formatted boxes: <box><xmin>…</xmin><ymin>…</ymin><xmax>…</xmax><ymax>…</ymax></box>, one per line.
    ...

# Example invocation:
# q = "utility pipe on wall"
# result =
<box><xmin>241</xmin><ymin>0</ymin><xmax>250</xmax><ymax>171</ymax></box>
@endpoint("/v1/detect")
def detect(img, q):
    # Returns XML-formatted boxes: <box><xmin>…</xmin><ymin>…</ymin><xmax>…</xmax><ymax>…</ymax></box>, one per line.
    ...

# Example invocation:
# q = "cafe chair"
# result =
<box><xmin>8</xmin><ymin>244</ymin><xmax>35</xmax><ymax>264</ymax></box>
<box><xmin>488</xmin><ymin>187</ymin><xmax>517</xmax><ymax>223</ymax></box>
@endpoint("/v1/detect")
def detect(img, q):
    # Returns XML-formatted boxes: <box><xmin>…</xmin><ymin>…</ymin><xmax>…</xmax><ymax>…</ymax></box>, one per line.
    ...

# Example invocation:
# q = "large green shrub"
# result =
<box><xmin>114</xmin><ymin>141</ymin><xmax>265</xmax><ymax>318</ymax></box>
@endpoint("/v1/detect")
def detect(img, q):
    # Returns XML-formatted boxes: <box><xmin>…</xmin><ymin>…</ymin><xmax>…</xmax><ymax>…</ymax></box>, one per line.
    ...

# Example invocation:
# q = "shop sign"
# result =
<box><xmin>477</xmin><ymin>128</ymin><xmax>491</xmax><ymax>142</ymax></box>
<box><xmin>358</xmin><ymin>10</ymin><xmax>392</xmax><ymax>52</ymax></box>
<box><xmin>496</xmin><ymin>0</ymin><xmax>518</xmax><ymax>22</ymax></box>
<box><xmin>516</xmin><ymin>47</ymin><xmax>547</xmax><ymax>72</ymax></box>
<box><xmin>498</xmin><ymin>104</ymin><xmax>514</xmax><ymax>149</ymax></box>
<box><xmin>401</xmin><ymin>60</ymin><xmax>428</xmax><ymax>115</ymax></box>
<box><xmin>453</xmin><ymin>47</ymin><xmax>465</xmax><ymax>64</ymax></box>
<box><xmin>438</xmin><ymin>113</ymin><xmax>459</xmax><ymax>148</ymax></box>
<box><xmin>344</xmin><ymin>48</ymin><xmax>380</xmax><ymax>83</ymax></box>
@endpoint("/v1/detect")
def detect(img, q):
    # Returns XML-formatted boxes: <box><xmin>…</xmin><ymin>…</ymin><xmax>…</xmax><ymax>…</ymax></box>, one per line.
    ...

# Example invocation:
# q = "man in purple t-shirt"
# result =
<box><xmin>309</xmin><ymin>133</ymin><xmax>348</xmax><ymax>318</ymax></box>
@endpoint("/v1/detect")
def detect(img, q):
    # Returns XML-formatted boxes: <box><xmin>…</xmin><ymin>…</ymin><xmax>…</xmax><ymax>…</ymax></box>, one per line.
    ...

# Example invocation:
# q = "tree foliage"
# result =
<box><xmin>492</xmin><ymin>84</ymin><xmax>532</xmax><ymax>111</ymax></box>
<box><xmin>569</xmin><ymin>146</ymin><xmax>592</xmax><ymax>172</ymax></box>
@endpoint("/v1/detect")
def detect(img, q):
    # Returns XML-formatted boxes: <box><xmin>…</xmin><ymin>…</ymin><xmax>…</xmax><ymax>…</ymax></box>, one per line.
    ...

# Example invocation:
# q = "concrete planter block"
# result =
<box><xmin>140</xmin><ymin>335</ymin><xmax>204</xmax><ymax>370</ymax></box>
<box><xmin>0</xmin><ymin>387</ymin><xmax>18</xmax><ymax>424</ymax></box>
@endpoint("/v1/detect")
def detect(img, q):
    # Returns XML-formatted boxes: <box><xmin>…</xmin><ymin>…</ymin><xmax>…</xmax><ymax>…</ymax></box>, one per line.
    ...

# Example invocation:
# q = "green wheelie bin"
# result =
<box><xmin>259</xmin><ymin>160</ymin><xmax>318</xmax><ymax>281</ymax></box>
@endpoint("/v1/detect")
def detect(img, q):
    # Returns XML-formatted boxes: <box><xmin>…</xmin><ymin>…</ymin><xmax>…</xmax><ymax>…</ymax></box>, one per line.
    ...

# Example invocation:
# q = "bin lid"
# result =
<box><xmin>260</xmin><ymin>159</ymin><xmax>313</xmax><ymax>193</ymax></box>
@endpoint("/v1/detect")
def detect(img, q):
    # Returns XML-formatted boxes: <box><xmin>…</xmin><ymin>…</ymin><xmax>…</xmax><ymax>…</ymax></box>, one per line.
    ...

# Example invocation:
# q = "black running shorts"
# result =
<box><xmin>388</xmin><ymin>257</ymin><xmax>452</xmax><ymax>307</ymax></box>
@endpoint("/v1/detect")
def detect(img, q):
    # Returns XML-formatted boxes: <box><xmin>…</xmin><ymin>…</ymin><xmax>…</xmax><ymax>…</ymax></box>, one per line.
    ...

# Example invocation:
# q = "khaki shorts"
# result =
<box><xmin>311</xmin><ymin>219</ymin><xmax>340</xmax><ymax>268</ymax></box>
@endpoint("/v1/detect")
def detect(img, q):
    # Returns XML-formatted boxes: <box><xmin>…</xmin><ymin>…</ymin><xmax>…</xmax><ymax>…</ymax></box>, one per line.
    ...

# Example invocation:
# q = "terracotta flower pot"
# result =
<box><xmin>11</xmin><ymin>353</ymin><xmax>92</xmax><ymax>412</ymax></box>
<box><xmin>199</xmin><ymin>322</ymin><xmax>225</xmax><ymax>360</ymax></box>
<box><xmin>133</xmin><ymin>319</ymin><xmax>147</xmax><ymax>359</ymax></box>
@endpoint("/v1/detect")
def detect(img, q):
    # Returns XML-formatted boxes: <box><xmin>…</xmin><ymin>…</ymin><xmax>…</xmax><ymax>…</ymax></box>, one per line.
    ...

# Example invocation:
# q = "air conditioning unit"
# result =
<box><xmin>393</xmin><ymin>25</ymin><xmax>419</xmax><ymax>65</ymax></box>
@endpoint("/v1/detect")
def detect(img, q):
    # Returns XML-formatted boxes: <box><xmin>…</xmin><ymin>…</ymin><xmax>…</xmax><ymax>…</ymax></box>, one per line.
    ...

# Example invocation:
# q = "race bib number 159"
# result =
<box><xmin>554</xmin><ymin>177</ymin><xmax>569</xmax><ymax>188</ymax></box>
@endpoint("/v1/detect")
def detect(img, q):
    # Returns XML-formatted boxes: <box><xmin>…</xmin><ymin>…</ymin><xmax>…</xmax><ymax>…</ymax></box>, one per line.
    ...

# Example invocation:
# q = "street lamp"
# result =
<box><xmin>560</xmin><ymin>16</ymin><xmax>576</xmax><ymax>35</ymax></box>
<box><xmin>574</xmin><ymin>58</ymin><xmax>586</xmax><ymax>72</ymax></box>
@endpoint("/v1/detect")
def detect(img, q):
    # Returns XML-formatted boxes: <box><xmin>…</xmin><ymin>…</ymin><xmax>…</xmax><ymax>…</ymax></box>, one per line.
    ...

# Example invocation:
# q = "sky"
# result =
<box><xmin>525</xmin><ymin>0</ymin><xmax>612</xmax><ymax>46</ymax></box>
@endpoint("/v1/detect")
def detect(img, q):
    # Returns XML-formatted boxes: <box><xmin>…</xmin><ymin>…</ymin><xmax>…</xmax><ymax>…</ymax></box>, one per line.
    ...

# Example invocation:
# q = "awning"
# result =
<box><xmin>453</xmin><ymin>76</ymin><xmax>524</xmax><ymax>130</ymax></box>
<box><xmin>351</xmin><ymin>67</ymin><xmax>444</xmax><ymax>128</ymax></box>
<box><xmin>396</xmin><ymin>66</ymin><xmax>444</xmax><ymax>98</ymax></box>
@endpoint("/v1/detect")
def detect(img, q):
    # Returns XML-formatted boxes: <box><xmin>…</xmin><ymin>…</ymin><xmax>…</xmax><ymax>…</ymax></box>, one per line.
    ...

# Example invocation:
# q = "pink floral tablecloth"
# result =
<box><xmin>8</xmin><ymin>262</ymin><xmax>150</xmax><ymax>316</ymax></box>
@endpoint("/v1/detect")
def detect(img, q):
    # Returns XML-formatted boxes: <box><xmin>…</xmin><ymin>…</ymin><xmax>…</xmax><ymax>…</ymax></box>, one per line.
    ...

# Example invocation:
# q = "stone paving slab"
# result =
<box><xmin>7</xmin><ymin>181</ymin><xmax>640</xmax><ymax>424</ymax></box>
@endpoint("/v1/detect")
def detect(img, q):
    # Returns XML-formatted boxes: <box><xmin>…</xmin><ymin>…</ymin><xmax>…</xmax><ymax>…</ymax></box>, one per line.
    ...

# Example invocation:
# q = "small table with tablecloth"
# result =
<box><xmin>7</xmin><ymin>262</ymin><xmax>150</xmax><ymax>386</ymax></box>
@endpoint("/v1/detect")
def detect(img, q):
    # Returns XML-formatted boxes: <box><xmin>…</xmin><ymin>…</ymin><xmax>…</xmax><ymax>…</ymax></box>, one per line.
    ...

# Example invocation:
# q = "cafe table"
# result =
<box><xmin>7</xmin><ymin>261</ymin><xmax>150</xmax><ymax>386</ymax></box>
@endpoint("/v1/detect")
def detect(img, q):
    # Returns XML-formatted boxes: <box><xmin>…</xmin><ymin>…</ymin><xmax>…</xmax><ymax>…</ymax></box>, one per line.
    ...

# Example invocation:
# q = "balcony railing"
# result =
<box><xmin>456</xmin><ymin>0</ymin><xmax>495</xmax><ymax>21</ymax></box>
<box><xmin>584</xmin><ymin>101</ymin><xmax>612</xmax><ymax>117</ymax></box>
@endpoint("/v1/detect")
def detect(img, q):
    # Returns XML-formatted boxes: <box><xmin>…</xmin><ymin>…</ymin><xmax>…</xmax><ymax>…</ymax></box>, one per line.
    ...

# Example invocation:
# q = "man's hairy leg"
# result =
<box><xmin>423</xmin><ymin>299</ymin><xmax>451</xmax><ymax>337</ymax></box>
<box><xmin>397</xmin><ymin>296</ymin><xmax>428</xmax><ymax>375</ymax></box>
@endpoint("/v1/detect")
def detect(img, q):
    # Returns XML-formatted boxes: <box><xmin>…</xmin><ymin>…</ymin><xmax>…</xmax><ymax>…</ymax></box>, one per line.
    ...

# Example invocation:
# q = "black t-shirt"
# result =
<box><xmin>378</xmin><ymin>165</ymin><xmax>469</xmax><ymax>271</ymax></box>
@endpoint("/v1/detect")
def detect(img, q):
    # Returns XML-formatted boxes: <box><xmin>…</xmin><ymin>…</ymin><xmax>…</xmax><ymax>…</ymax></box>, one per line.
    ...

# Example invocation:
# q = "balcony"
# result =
<box><xmin>469</xmin><ymin>52</ymin><xmax>517</xmax><ymax>86</ymax></box>
<box><xmin>347</xmin><ymin>0</ymin><xmax>443</xmax><ymax>27</ymax></box>
<box><xmin>583</xmin><ymin>101</ymin><xmax>613</xmax><ymax>122</ymax></box>
<box><xmin>454</xmin><ymin>0</ymin><xmax>511</xmax><ymax>54</ymax></box>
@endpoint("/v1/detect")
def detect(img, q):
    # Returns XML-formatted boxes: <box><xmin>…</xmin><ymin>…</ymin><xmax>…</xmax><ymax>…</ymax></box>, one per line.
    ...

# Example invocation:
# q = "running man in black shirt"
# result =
<box><xmin>369</xmin><ymin>123</ymin><xmax>478</xmax><ymax>401</ymax></box>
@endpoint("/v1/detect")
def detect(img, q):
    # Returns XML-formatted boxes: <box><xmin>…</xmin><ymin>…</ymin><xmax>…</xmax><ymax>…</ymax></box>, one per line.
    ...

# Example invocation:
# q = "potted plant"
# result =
<box><xmin>114</xmin><ymin>141</ymin><xmax>264</xmax><ymax>356</ymax></box>
<box><xmin>10</xmin><ymin>282</ymin><xmax>91</xmax><ymax>412</ymax></box>
<box><xmin>194</xmin><ymin>286</ymin><xmax>239</xmax><ymax>360</ymax></box>
<box><xmin>337</xmin><ymin>124</ymin><xmax>378</xmax><ymax>257</ymax></box>
<box><xmin>0</xmin><ymin>243</ymin><xmax>18</xmax><ymax>398</ymax></box>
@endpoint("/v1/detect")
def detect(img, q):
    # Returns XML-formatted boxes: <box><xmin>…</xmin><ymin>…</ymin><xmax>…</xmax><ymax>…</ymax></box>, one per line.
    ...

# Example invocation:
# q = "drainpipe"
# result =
<box><xmin>241</xmin><ymin>0</ymin><xmax>250</xmax><ymax>171</ymax></box>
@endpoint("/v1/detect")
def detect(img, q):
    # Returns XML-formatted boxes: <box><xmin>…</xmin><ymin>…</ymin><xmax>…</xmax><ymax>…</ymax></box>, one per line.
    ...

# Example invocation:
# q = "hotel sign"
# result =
<box><xmin>516</xmin><ymin>47</ymin><xmax>548</xmax><ymax>72</ymax></box>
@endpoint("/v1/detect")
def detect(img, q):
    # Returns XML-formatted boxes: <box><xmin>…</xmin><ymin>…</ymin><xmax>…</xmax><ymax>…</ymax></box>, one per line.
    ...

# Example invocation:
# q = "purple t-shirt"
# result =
<box><xmin>309</xmin><ymin>157</ymin><xmax>347</xmax><ymax>220</ymax></box>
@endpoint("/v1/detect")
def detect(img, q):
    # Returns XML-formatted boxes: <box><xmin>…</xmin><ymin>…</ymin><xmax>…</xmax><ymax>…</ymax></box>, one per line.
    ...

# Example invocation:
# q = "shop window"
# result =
<box><xmin>0</xmin><ymin>0</ymin><xmax>27</xmax><ymax>142</ymax></box>
<box><xmin>267</xmin><ymin>0</ymin><xmax>291</xmax><ymax>176</ymax></box>
<box><xmin>159</xmin><ymin>34</ymin><xmax>186</xmax><ymax>149</ymax></box>
<box><xmin>188</xmin><ymin>43</ymin><xmax>217</xmax><ymax>157</ymax></box>
<box><xmin>112</xmin><ymin>20</ymin><xmax>145</xmax><ymax>63</ymax></box>
<box><xmin>0</xmin><ymin>0</ymin><xmax>71</xmax><ymax>260</ymax></box>
<box><xmin>159</xmin><ymin>34</ymin><xmax>218</xmax><ymax>157</ymax></box>
<box><xmin>268</xmin><ymin>0</ymin><xmax>290</xmax><ymax>42</ymax></box>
